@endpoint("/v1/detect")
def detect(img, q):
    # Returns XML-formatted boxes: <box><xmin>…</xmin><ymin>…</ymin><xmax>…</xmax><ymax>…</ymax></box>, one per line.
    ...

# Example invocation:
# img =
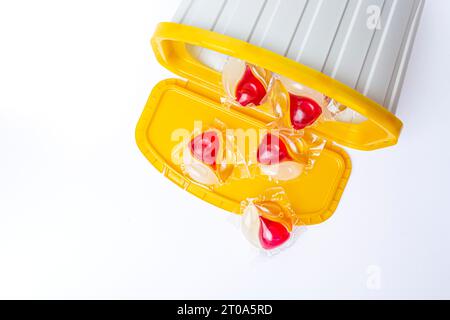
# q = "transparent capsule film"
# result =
<box><xmin>324</xmin><ymin>96</ymin><xmax>368</xmax><ymax>124</ymax></box>
<box><xmin>240</xmin><ymin>187</ymin><xmax>303</xmax><ymax>253</ymax></box>
<box><xmin>253</xmin><ymin>129</ymin><xmax>326</xmax><ymax>183</ymax></box>
<box><xmin>173</xmin><ymin>120</ymin><xmax>246</xmax><ymax>189</ymax></box>
<box><xmin>221</xmin><ymin>57</ymin><xmax>274</xmax><ymax>113</ymax></box>
<box><xmin>274</xmin><ymin>75</ymin><xmax>328</xmax><ymax>130</ymax></box>
<box><xmin>272</xmin><ymin>75</ymin><xmax>368</xmax><ymax>127</ymax></box>
<box><xmin>222</xmin><ymin>57</ymin><xmax>367</xmax><ymax>127</ymax></box>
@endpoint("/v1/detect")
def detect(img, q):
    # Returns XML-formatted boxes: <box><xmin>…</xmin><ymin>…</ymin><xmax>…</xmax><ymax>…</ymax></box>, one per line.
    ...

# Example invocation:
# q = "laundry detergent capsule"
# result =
<box><xmin>222</xmin><ymin>58</ymin><xmax>272</xmax><ymax>108</ymax></box>
<box><xmin>183</xmin><ymin>130</ymin><xmax>234</xmax><ymax>186</ymax></box>
<box><xmin>278</xmin><ymin>75</ymin><xmax>325</xmax><ymax>130</ymax></box>
<box><xmin>242</xmin><ymin>201</ymin><xmax>293</xmax><ymax>250</ymax></box>
<box><xmin>257</xmin><ymin>133</ymin><xmax>305</xmax><ymax>182</ymax></box>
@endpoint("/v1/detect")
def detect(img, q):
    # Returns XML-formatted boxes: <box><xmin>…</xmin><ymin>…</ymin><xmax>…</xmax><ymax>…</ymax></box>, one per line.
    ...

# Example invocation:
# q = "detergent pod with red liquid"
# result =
<box><xmin>241</xmin><ymin>188</ymin><xmax>301</xmax><ymax>252</ymax></box>
<box><xmin>255</xmin><ymin>130</ymin><xmax>326</xmax><ymax>183</ymax></box>
<box><xmin>222</xmin><ymin>58</ymin><xmax>274</xmax><ymax>112</ymax></box>
<box><xmin>175</xmin><ymin>121</ymin><xmax>240</xmax><ymax>188</ymax></box>
<box><xmin>272</xmin><ymin>75</ymin><xmax>331</xmax><ymax>131</ymax></box>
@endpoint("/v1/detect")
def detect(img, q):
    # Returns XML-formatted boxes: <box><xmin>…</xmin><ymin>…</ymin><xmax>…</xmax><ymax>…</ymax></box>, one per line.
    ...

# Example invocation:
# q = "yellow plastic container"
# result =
<box><xmin>136</xmin><ymin>22</ymin><xmax>403</xmax><ymax>225</ymax></box>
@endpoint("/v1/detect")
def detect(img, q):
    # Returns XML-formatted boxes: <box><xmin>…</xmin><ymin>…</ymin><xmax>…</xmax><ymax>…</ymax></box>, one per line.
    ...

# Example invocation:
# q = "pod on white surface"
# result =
<box><xmin>241</xmin><ymin>202</ymin><xmax>293</xmax><ymax>251</ymax></box>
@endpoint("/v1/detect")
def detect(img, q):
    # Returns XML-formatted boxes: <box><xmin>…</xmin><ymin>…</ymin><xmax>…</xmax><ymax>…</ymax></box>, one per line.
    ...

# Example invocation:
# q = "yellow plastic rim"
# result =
<box><xmin>151</xmin><ymin>22</ymin><xmax>403</xmax><ymax>151</ymax></box>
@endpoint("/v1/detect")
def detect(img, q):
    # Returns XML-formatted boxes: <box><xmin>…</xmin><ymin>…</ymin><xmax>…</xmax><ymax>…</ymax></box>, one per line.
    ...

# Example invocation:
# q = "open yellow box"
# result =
<box><xmin>136</xmin><ymin>22</ymin><xmax>403</xmax><ymax>225</ymax></box>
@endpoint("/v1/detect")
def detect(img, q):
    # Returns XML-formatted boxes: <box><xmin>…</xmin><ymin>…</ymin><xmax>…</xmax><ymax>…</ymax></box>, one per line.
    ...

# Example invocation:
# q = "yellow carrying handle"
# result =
<box><xmin>151</xmin><ymin>22</ymin><xmax>403</xmax><ymax>151</ymax></box>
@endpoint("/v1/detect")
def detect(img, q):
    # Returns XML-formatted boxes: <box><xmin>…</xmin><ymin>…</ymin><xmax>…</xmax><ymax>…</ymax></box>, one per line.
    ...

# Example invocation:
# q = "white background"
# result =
<box><xmin>0</xmin><ymin>0</ymin><xmax>449</xmax><ymax>299</ymax></box>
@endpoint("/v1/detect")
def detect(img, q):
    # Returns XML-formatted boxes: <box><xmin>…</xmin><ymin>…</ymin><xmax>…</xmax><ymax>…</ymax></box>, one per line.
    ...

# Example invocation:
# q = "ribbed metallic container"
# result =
<box><xmin>173</xmin><ymin>0</ymin><xmax>424</xmax><ymax>114</ymax></box>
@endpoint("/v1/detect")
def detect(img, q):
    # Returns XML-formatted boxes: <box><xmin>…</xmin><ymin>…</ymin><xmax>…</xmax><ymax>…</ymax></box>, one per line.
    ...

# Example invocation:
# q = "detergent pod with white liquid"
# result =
<box><xmin>241</xmin><ymin>188</ymin><xmax>302</xmax><ymax>252</ymax></box>
<box><xmin>256</xmin><ymin>131</ymin><xmax>325</xmax><ymax>183</ymax></box>
<box><xmin>173</xmin><ymin>120</ymin><xmax>243</xmax><ymax>189</ymax></box>
<box><xmin>271</xmin><ymin>74</ymin><xmax>371</xmax><ymax>131</ymax></box>
<box><xmin>222</xmin><ymin>58</ymin><xmax>273</xmax><ymax>110</ymax></box>
<box><xmin>273</xmin><ymin>75</ymin><xmax>329</xmax><ymax>130</ymax></box>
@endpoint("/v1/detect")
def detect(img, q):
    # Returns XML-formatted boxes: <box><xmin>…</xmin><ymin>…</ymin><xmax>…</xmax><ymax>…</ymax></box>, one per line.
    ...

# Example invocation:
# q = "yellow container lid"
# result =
<box><xmin>136</xmin><ymin>22</ymin><xmax>401</xmax><ymax>225</ymax></box>
<box><xmin>136</xmin><ymin>79</ymin><xmax>350</xmax><ymax>225</ymax></box>
<box><xmin>151</xmin><ymin>22</ymin><xmax>403</xmax><ymax>151</ymax></box>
